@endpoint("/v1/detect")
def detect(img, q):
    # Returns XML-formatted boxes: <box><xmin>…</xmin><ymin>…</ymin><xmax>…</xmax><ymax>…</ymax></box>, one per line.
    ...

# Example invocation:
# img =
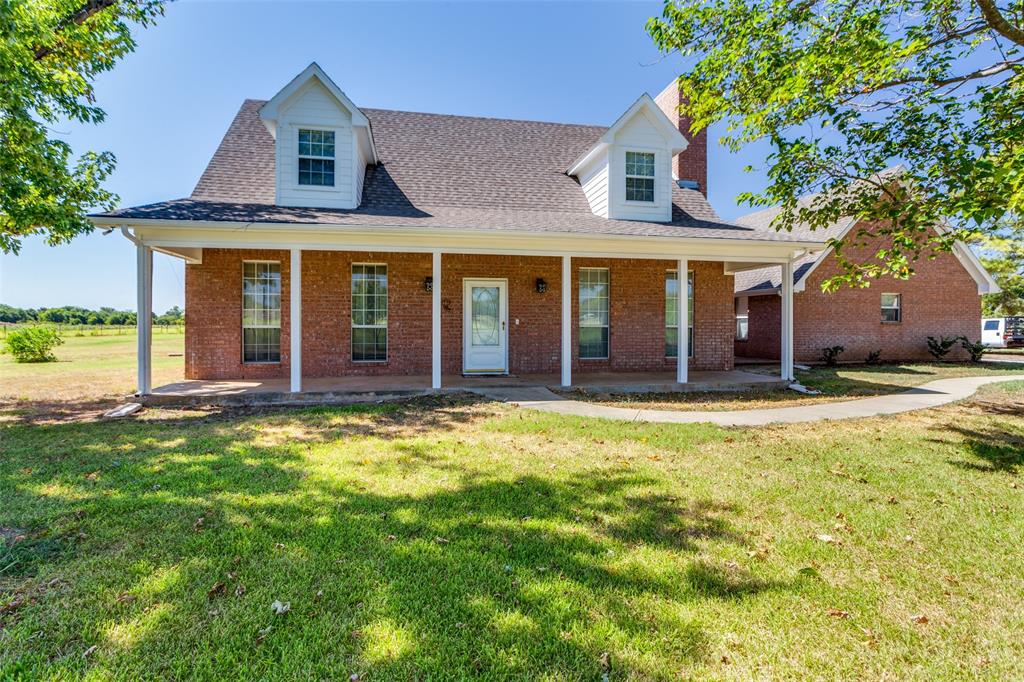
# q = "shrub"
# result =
<box><xmin>821</xmin><ymin>345</ymin><xmax>845</xmax><ymax>366</ymax></box>
<box><xmin>926</xmin><ymin>335</ymin><xmax>959</xmax><ymax>361</ymax></box>
<box><xmin>3</xmin><ymin>326</ymin><xmax>63</xmax><ymax>363</ymax></box>
<box><xmin>865</xmin><ymin>349</ymin><xmax>882</xmax><ymax>365</ymax></box>
<box><xmin>959</xmin><ymin>337</ymin><xmax>986</xmax><ymax>363</ymax></box>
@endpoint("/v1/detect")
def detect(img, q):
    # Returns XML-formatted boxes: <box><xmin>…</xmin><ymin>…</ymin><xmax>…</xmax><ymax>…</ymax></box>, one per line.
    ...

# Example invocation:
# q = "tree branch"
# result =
<box><xmin>976</xmin><ymin>0</ymin><xmax>1024</xmax><ymax>46</ymax></box>
<box><xmin>34</xmin><ymin>0</ymin><xmax>121</xmax><ymax>60</ymax></box>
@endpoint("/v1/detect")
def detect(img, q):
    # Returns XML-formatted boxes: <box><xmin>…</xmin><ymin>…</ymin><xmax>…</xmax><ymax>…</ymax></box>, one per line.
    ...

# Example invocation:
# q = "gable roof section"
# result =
<box><xmin>566</xmin><ymin>94</ymin><xmax>687</xmax><ymax>176</ymax></box>
<box><xmin>97</xmin><ymin>99</ymin><xmax>816</xmax><ymax>242</ymax></box>
<box><xmin>258</xmin><ymin>62</ymin><xmax>377</xmax><ymax>163</ymax></box>
<box><xmin>733</xmin><ymin>195</ymin><xmax>999</xmax><ymax>295</ymax></box>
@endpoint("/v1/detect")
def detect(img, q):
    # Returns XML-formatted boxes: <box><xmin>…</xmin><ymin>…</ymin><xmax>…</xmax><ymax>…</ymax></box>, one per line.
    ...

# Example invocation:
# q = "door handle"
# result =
<box><xmin>502</xmin><ymin>320</ymin><xmax>506</xmax><ymax>330</ymax></box>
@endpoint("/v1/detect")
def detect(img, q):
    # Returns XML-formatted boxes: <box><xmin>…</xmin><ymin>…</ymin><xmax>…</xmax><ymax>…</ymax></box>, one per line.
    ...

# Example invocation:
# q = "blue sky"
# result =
<box><xmin>0</xmin><ymin>0</ymin><xmax>774</xmax><ymax>313</ymax></box>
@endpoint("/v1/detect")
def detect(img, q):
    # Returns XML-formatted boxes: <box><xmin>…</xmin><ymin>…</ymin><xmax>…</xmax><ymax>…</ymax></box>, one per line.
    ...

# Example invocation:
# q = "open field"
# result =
<box><xmin>0</xmin><ymin>330</ymin><xmax>183</xmax><ymax>404</ymax></box>
<box><xmin>568</xmin><ymin>362</ymin><xmax>1024</xmax><ymax>411</ymax></box>
<box><xmin>1</xmin><ymin>383</ymin><xmax>1023</xmax><ymax>679</ymax></box>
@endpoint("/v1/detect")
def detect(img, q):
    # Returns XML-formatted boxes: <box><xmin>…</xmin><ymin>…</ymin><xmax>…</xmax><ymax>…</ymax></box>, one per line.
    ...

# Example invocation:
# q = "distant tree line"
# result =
<box><xmin>0</xmin><ymin>304</ymin><xmax>183</xmax><ymax>326</ymax></box>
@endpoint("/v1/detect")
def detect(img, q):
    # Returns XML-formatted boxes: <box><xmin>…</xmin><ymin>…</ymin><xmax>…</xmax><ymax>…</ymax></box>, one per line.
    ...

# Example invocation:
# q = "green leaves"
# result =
<box><xmin>649</xmin><ymin>0</ymin><xmax>1023</xmax><ymax>290</ymax></box>
<box><xmin>0</xmin><ymin>0</ymin><xmax>164</xmax><ymax>254</ymax></box>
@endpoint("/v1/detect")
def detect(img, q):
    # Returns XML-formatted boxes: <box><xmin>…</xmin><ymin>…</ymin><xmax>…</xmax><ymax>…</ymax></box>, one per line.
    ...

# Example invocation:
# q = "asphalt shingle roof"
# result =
<box><xmin>95</xmin><ymin>100</ymin><xmax>814</xmax><ymax>242</ymax></box>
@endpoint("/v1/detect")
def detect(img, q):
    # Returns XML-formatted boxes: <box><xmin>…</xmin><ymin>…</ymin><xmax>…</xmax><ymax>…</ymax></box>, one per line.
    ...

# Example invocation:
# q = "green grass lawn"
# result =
<box><xmin>0</xmin><ymin>330</ymin><xmax>183</xmax><ymax>404</ymax></box>
<box><xmin>569</xmin><ymin>362</ymin><xmax>1024</xmax><ymax>411</ymax></box>
<box><xmin>2</xmin><ymin>384</ymin><xmax>1023</xmax><ymax>679</ymax></box>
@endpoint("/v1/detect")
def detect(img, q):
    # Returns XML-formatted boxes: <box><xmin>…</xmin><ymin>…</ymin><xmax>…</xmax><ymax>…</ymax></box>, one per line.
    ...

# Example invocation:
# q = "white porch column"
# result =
<box><xmin>780</xmin><ymin>259</ymin><xmax>794</xmax><ymax>382</ymax></box>
<box><xmin>432</xmin><ymin>251</ymin><xmax>442</xmax><ymax>390</ymax></box>
<box><xmin>560</xmin><ymin>255</ymin><xmax>572</xmax><ymax>387</ymax></box>
<box><xmin>290</xmin><ymin>248</ymin><xmax>302</xmax><ymax>393</ymax></box>
<box><xmin>136</xmin><ymin>243</ymin><xmax>153</xmax><ymax>395</ymax></box>
<box><xmin>677</xmin><ymin>258</ymin><xmax>689</xmax><ymax>384</ymax></box>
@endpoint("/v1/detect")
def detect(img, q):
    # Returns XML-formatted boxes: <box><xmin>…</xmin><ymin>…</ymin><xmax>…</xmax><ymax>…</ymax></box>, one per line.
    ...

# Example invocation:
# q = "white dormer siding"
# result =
<box><xmin>607</xmin><ymin>109</ymin><xmax>673</xmax><ymax>221</ymax></box>
<box><xmin>567</xmin><ymin>94</ymin><xmax>687</xmax><ymax>223</ymax></box>
<box><xmin>260</xmin><ymin>63</ymin><xmax>377</xmax><ymax>210</ymax></box>
<box><xmin>274</xmin><ymin>79</ymin><xmax>355</xmax><ymax>209</ymax></box>
<box><xmin>578</xmin><ymin>150</ymin><xmax>610</xmax><ymax>217</ymax></box>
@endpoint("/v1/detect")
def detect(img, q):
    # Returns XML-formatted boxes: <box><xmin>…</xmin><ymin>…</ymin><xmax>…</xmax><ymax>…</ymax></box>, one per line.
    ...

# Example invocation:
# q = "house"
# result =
<box><xmin>91</xmin><ymin>63</ymin><xmax>829</xmax><ymax>396</ymax></box>
<box><xmin>733</xmin><ymin>200</ymin><xmax>999</xmax><ymax>363</ymax></box>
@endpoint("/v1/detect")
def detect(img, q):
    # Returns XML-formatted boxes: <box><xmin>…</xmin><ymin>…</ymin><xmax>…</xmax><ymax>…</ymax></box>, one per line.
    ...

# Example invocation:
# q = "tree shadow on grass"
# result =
<box><xmin>0</xmin><ymin>401</ymin><xmax>792</xmax><ymax>679</ymax></box>
<box><xmin>938</xmin><ymin>423</ymin><xmax>1024</xmax><ymax>474</ymax></box>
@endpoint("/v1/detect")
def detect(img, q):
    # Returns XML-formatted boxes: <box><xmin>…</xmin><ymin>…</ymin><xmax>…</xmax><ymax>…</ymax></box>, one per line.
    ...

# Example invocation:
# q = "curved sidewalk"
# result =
<box><xmin>471</xmin><ymin>374</ymin><xmax>1024</xmax><ymax>426</ymax></box>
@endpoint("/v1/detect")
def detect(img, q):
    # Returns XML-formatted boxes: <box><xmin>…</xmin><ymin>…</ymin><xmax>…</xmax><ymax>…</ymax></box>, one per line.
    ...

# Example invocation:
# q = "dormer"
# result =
<box><xmin>259</xmin><ymin>63</ymin><xmax>377</xmax><ymax>209</ymax></box>
<box><xmin>567</xmin><ymin>94</ymin><xmax>688</xmax><ymax>222</ymax></box>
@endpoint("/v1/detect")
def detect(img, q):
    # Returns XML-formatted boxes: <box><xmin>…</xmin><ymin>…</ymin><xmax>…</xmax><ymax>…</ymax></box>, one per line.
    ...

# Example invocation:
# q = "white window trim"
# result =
<box><xmin>242</xmin><ymin>259</ymin><xmax>282</xmax><ymax>365</ymax></box>
<box><xmin>624</xmin><ymin>149</ymin><xmax>657</xmax><ymax>205</ymax></box>
<box><xmin>351</xmin><ymin>262</ymin><xmax>388</xmax><ymax>363</ymax></box>
<box><xmin>881</xmin><ymin>292</ymin><xmax>902</xmax><ymax>323</ymax></box>
<box><xmin>295</xmin><ymin>125</ymin><xmax>338</xmax><ymax>192</ymax></box>
<box><xmin>666</xmin><ymin>269</ymin><xmax>694</xmax><ymax>359</ymax></box>
<box><xmin>735</xmin><ymin>295</ymin><xmax>749</xmax><ymax>341</ymax></box>
<box><xmin>579</xmin><ymin>267</ymin><xmax>610</xmax><ymax>360</ymax></box>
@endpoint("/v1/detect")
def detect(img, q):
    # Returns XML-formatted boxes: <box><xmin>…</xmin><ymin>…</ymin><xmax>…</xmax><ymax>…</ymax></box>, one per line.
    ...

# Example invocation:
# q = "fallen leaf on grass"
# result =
<box><xmin>911</xmin><ymin>614</ymin><xmax>929</xmax><ymax>624</ymax></box>
<box><xmin>434</xmin><ymin>536</ymin><xmax>450</xmax><ymax>544</ymax></box>
<box><xmin>827</xmin><ymin>608</ymin><xmax>850</xmax><ymax>619</ymax></box>
<box><xmin>193</xmin><ymin>517</ymin><xmax>204</xmax><ymax>532</ymax></box>
<box><xmin>861</xmin><ymin>628</ymin><xmax>879</xmax><ymax>647</ymax></box>
<box><xmin>115</xmin><ymin>593</ymin><xmax>136</xmax><ymax>604</ymax></box>
<box><xmin>314</xmin><ymin>590</ymin><xmax>323</xmax><ymax>602</ymax></box>
<box><xmin>84</xmin><ymin>472</ymin><xmax>99</xmax><ymax>481</ymax></box>
<box><xmin>256</xmin><ymin>626</ymin><xmax>272</xmax><ymax>643</ymax></box>
<box><xmin>83</xmin><ymin>645</ymin><xmax>98</xmax><ymax>658</ymax></box>
<box><xmin>234</xmin><ymin>584</ymin><xmax>246</xmax><ymax>598</ymax></box>
<box><xmin>273</xmin><ymin>543</ymin><xmax>285</xmax><ymax>550</ymax></box>
<box><xmin>815</xmin><ymin>534</ymin><xmax>838</xmax><ymax>544</ymax></box>
<box><xmin>207</xmin><ymin>583</ymin><xmax>226</xmax><ymax>600</ymax></box>
<box><xmin>271</xmin><ymin>600</ymin><xmax>290</xmax><ymax>616</ymax></box>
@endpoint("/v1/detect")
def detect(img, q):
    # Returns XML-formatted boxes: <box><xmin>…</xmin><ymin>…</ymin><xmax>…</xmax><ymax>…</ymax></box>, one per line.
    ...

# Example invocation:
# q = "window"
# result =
<box><xmin>352</xmin><ymin>264</ymin><xmax>387</xmax><ymax>361</ymax></box>
<box><xmin>665</xmin><ymin>270</ymin><xmax>694</xmax><ymax>358</ymax></box>
<box><xmin>579</xmin><ymin>268</ymin><xmax>609</xmax><ymax>359</ymax></box>
<box><xmin>625</xmin><ymin>151</ymin><xmax>655</xmax><ymax>202</ymax></box>
<box><xmin>242</xmin><ymin>261</ymin><xmax>281</xmax><ymax>363</ymax></box>
<box><xmin>881</xmin><ymin>293</ymin><xmax>901</xmax><ymax>323</ymax></box>
<box><xmin>298</xmin><ymin>129</ymin><xmax>335</xmax><ymax>186</ymax></box>
<box><xmin>735</xmin><ymin>296</ymin><xmax>749</xmax><ymax>341</ymax></box>
<box><xmin>984</xmin><ymin>320</ymin><xmax>999</xmax><ymax>331</ymax></box>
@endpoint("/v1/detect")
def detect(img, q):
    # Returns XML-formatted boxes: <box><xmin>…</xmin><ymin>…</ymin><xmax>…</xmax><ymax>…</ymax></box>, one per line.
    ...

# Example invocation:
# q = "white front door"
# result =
<box><xmin>463</xmin><ymin>278</ymin><xmax>508</xmax><ymax>374</ymax></box>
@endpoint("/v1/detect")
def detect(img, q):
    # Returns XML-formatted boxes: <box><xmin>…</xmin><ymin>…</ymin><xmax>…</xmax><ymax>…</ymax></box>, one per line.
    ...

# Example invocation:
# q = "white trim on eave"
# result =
<box><xmin>567</xmin><ymin>94</ymin><xmax>687</xmax><ymax>177</ymax></box>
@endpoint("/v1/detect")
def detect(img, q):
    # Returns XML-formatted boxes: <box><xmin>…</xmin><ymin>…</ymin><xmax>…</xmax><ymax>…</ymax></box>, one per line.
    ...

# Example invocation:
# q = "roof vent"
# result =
<box><xmin>677</xmin><ymin>179</ymin><xmax>700</xmax><ymax>190</ymax></box>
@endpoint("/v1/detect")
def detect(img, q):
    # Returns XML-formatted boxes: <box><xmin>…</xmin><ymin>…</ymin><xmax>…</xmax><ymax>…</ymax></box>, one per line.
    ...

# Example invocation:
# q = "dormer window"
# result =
<box><xmin>298</xmin><ymin>129</ymin><xmax>335</xmax><ymax>186</ymax></box>
<box><xmin>625</xmin><ymin>151</ymin><xmax>655</xmax><ymax>202</ymax></box>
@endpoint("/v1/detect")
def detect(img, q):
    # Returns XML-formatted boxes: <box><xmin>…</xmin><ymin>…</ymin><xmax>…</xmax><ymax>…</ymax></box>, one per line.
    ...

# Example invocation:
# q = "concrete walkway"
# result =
<box><xmin>469</xmin><ymin>374</ymin><xmax>1024</xmax><ymax>426</ymax></box>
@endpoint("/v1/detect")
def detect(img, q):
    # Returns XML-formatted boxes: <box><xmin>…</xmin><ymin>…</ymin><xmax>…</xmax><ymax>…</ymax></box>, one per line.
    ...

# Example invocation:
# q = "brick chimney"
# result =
<box><xmin>654</xmin><ymin>79</ymin><xmax>708</xmax><ymax>196</ymax></box>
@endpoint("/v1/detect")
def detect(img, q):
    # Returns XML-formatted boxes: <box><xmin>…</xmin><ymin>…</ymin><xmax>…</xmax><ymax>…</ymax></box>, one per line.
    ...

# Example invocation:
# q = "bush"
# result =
<box><xmin>821</xmin><ymin>345</ymin><xmax>845</xmax><ymax>366</ymax></box>
<box><xmin>926</xmin><ymin>335</ymin><xmax>959</xmax><ymax>361</ymax></box>
<box><xmin>865</xmin><ymin>349</ymin><xmax>882</xmax><ymax>365</ymax></box>
<box><xmin>959</xmin><ymin>337</ymin><xmax>986</xmax><ymax>363</ymax></box>
<box><xmin>3</xmin><ymin>326</ymin><xmax>64</xmax><ymax>363</ymax></box>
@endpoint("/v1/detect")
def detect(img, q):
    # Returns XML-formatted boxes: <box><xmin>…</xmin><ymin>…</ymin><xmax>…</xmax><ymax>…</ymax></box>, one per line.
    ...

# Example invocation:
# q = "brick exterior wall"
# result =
<box><xmin>184</xmin><ymin>250</ymin><xmax>735</xmax><ymax>380</ymax></box>
<box><xmin>735</xmin><ymin>223</ymin><xmax>982</xmax><ymax>363</ymax></box>
<box><xmin>654</xmin><ymin>80</ymin><xmax>708</xmax><ymax>195</ymax></box>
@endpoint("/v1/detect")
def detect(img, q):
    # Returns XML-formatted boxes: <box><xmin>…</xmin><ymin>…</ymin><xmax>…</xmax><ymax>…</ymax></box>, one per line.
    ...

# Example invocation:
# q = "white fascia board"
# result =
<box><xmin>567</xmin><ymin>93</ymin><xmax>687</xmax><ymax>176</ymax></box>
<box><xmin>97</xmin><ymin>219</ymin><xmax>822</xmax><ymax>261</ymax></box>
<box><xmin>259</xmin><ymin>62</ymin><xmax>377</xmax><ymax>161</ymax></box>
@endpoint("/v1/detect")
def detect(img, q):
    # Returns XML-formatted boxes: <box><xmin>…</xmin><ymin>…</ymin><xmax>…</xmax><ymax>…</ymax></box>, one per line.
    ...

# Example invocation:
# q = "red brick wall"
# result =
<box><xmin>734</xmin><ymin>223</ymin><xmax>982</xmax><ymax>363</ymax></box>
<box><xmin>185</xmin><ymin>250</ymin><xmax>734</xmax><ymax>380</ymax></box>
<box><xmin>736</xmin><ymin>294</ymin><xmax>781</xmax><ymax>360</ymax></box>
<box><xmin>654</xmin><ymin>80</ymin><xmax>708</xmax><ymax>195</ymax></box>
<box><xmin>185</xmin><ymin>248</ymin><xmax>291</xmax><ymax>380</ymax></box>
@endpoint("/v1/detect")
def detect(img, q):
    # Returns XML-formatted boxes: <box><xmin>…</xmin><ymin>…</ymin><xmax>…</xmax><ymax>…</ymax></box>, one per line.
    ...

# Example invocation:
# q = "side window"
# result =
<box><xmin>881</xmin><ymin>293</ymin><xmax>901</xmax><ymax>323</ymax></box>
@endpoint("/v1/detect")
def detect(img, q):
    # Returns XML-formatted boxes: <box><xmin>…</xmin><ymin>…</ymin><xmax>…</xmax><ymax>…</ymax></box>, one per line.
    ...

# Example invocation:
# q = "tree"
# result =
<box><xmin>648</xmin><ymin>0</ymin><xmax>1023</xmax><ymax>290</ymax></box>
<box><xmin>0</xmin><ymin>0</ymin><xmax>163</xmax><ymax>254</ymax></box>
<box><xmin>974</xmin><ymin>223</ymin><xmax>1024</xmax><ymax>314</ymax></box>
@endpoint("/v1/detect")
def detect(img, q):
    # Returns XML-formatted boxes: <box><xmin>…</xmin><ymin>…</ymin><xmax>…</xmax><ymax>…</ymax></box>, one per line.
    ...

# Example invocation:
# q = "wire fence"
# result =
<box><xmin>0</xmin><ymin>323</ymin><xmax>184</xmax><ymax>338</ymax></box>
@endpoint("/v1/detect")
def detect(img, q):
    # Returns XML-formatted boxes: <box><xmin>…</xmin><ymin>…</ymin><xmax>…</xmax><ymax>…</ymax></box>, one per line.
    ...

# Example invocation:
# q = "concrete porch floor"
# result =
<box><xmin>141</xmin><ymin>370</ymin><xmax>789</xmax><ymax>407</ymax></box>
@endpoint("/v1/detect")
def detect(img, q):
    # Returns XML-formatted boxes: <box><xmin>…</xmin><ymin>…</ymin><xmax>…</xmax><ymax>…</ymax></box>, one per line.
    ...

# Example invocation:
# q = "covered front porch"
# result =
<box><xmin>123</xmin><ymin>222</ymin><xmax>811</xmax><ymax>402</ymax></box>
<box><xmin>140</xmin><ymin>369</ymin><xmax>788</xmax><ymax>406</ymax></box>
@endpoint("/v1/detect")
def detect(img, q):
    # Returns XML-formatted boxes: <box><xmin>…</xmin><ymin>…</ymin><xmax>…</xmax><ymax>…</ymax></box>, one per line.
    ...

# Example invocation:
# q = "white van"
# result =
<box><xmin>982</xmin><ymin>317</ymin><xmax>1024</xmax><ymax>348</ymax></box>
